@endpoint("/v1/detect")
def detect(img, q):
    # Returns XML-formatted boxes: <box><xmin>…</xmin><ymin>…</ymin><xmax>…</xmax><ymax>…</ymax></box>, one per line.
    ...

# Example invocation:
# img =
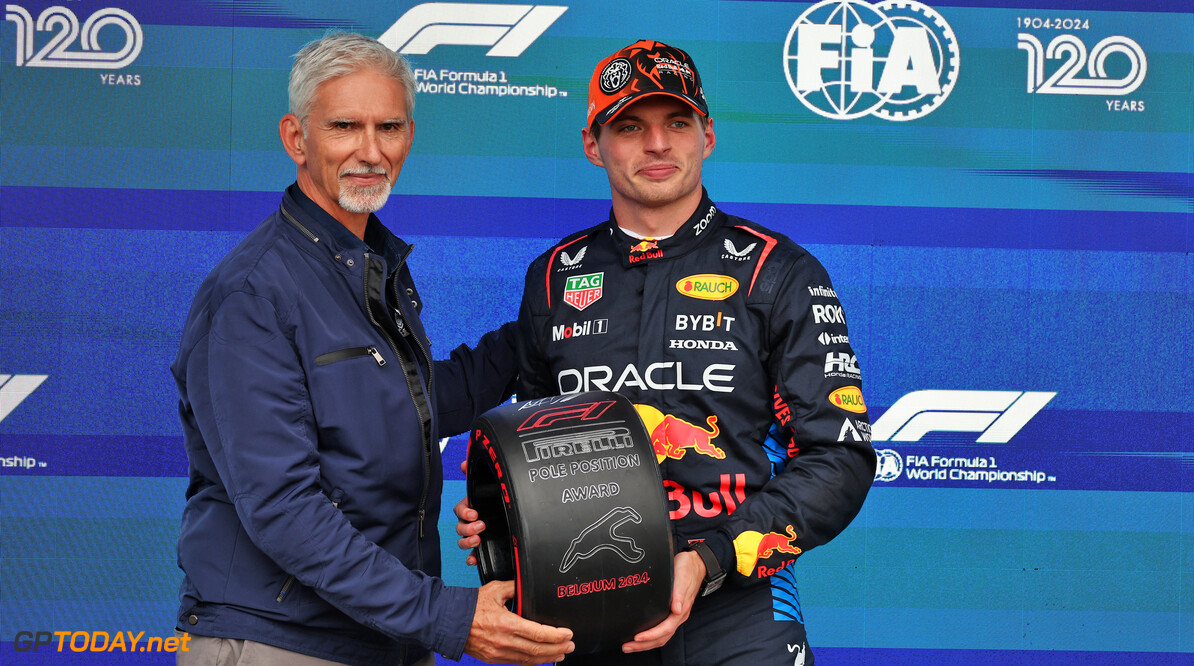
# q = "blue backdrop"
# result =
<box><xmin>1</xmin><ymin>0</ymin><xmax>1190</xmax><ymax>664</ymax></box>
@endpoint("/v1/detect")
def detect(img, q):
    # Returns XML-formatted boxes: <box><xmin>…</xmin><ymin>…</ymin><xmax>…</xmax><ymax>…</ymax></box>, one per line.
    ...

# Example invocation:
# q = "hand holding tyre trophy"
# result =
<box><xmin>466</xmin><ymin>391</ymin><xmax>674</xmax><ymax>653</ymax></box>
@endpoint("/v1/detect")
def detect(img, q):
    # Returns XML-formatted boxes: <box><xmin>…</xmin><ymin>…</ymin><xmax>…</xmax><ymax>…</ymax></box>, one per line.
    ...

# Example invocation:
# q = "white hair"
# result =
<box><xmin>288</xmin><ymin>31</ymin><xmax>415</xmax><ymax>129</ymax></box>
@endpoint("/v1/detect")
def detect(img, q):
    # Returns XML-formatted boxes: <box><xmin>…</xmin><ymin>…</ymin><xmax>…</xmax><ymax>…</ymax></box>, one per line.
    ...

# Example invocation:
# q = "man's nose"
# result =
<box><xmin>642</xmin><ymin>124</ymin><xmax>671</xmax><ymax>153</ymax></box>
<box><xmin>357</xmin><ymin>129</ymin><xmax>383</xmax><ymax>163</ymax></box>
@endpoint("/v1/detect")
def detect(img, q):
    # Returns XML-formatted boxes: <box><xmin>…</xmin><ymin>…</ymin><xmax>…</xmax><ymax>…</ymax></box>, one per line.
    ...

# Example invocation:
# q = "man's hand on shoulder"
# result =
<box><xmin>466</xmin><ymin>580</ymin><xmax>574</xmax><ymax>665</ymax></box>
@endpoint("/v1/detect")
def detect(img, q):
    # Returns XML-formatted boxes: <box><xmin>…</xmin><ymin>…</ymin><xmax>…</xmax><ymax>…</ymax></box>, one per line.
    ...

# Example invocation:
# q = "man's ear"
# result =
<box><xmin>279</xmin><ymin>113</ymin><xmax>306</xmax><ymax>166</ymax></box>
<box><xmin>581</xmin><ymin>127</ymin><xmax>604</xmax><ymax>168</ymax></box>
<box><xmin>702</xmin><ymin>117</ymin><xmax>716</xmax><ymax>160</ymax></box>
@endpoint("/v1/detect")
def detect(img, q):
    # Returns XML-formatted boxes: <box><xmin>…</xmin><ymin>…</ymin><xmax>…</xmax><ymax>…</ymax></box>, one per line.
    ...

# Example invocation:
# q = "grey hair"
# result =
<box><xmin>289</xmin><ymin>31</ymin><xmax>415</xmax><ymax>128</ymax></box>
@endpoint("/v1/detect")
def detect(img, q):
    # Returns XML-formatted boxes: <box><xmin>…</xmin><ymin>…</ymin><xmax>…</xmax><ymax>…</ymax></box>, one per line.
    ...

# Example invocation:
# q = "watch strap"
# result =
<box><xmin>685</xmin><ymin>540</ymin><xmax>726</xmax><ymax>596</ymax></box>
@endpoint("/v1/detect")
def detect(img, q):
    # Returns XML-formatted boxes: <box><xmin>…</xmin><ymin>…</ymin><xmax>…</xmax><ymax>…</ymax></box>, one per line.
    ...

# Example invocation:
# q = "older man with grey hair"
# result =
<box><xmin>172</xmin><ymin>32</ymin><xmax>574</xmax><ymax>666</ymax></box>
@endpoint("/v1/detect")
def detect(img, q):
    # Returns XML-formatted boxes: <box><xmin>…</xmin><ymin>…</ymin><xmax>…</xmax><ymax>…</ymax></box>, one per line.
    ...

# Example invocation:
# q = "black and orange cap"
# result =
<box><xmin>586</xmin><ymin>40</ymin><xmax>708</xmax><ymax>128</ymax></box>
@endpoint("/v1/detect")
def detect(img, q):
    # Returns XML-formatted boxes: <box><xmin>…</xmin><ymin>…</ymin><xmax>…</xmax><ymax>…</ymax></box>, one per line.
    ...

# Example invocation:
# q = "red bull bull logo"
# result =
<box><xmin>628</xmin><ymin>240</ymin><xmax>663</xmax><ymax>264</ymax></box>
<box><xmin>732</xmin><ymin>525</ymin><xmax>802</xmax><ymax>577</ymax></box>
<box><xmin>634</xmin><ymin>404</ymin><xmax>725</xmax><ymax>463</ymax></box>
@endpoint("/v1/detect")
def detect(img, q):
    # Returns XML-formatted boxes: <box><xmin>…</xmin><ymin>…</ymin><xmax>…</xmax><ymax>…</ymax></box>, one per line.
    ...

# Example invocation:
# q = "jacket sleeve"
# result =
<box><xmin>434</xmin><ymin>321</ymin><xmax>519</xmax><ymax>436</ymax></box>
<box><xmin>191</xmin><ymin>289</ymin><xmax>477</xmax><ymax>658</ymax></box>
<box><xmin>515</xmin><ymin>258</ymin><xmax>557</xmax><ymax>400</ymax></box>
<box><xmin>717</xmin><ymin>252</ymin><xmax>876</xmax><ymax>579</ymax></box>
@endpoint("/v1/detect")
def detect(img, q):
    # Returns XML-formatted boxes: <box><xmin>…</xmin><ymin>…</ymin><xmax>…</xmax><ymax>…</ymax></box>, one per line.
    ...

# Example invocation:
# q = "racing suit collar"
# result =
<box><xmin>608</xmin><ymin>189</ymin><xmax>724</xmax><ymax>267</ymax></box>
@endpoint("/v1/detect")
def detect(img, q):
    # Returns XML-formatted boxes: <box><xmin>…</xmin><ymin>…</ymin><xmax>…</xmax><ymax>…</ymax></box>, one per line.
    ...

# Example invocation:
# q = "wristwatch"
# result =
<box><xmin>684</xmin><ymin>540</ymin><xmax>726</xmax><ymax>597</ymax></box>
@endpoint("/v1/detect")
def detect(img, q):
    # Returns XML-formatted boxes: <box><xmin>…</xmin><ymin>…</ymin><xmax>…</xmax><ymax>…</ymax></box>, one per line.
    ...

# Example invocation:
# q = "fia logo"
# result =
<box><xmin>782</xmin><ymin>0</ymin><xmax>960</xmax><ymax>121</ymax></box>
<box><xmin>873</xmin><ymin>449</ymin><xmax>904</xmax><ymax>482</ymax></box>
<box><xmin>4</xmin><ymin>5</ymin><xmax>142</xmax><ymax>69</ymax></box>
<box><xmin>379</xmin><ymin>3</ymin><xmax>567</xmax><ymax>57</ymax></box>
<box><xmin>1018</xmin><ymin>33</ymin><xmax>1146</xmax><ymax>96</ymax></box>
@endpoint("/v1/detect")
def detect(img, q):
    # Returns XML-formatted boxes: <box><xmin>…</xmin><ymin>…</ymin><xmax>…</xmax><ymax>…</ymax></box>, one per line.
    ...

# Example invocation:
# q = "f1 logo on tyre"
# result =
<box><xmin>379</xmin><ymin>3</ymin><xmax>567</xmax><ymax>57</ymax></box>
<box><xmin>872</xmin><ymin>390</ymin><xmax>1055</xmax><ymax>443</ymax></box>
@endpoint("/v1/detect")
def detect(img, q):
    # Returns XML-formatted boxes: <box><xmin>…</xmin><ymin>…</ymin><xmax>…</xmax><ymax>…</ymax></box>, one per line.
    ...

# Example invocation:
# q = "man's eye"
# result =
<box><xmin>332</xmin><ymin>121</ymin><xmax>353</xmax><ymax>130</ymax></box>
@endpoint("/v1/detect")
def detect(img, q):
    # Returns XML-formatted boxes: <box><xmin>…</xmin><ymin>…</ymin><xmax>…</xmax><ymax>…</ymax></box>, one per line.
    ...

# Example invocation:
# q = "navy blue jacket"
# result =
<box><xmin>173</xmin><ymin>186</ymin><xmax>515</xmax><ymax>665</ymax></box>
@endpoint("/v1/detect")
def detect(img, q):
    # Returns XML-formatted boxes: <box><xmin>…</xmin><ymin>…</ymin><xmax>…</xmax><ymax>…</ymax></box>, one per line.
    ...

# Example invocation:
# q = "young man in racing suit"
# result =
<box><xmin>459</xmin><ymin>40</ymin><xmax>875</xmax><ymax>664</ymax></box>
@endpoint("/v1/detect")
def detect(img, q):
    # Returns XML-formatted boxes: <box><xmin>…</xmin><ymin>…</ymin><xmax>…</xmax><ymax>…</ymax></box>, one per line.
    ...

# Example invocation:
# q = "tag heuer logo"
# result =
<box><xmin>563</xmin><ymin>272</ymin><xmax>603</xmax><ymax>311</ymax></box>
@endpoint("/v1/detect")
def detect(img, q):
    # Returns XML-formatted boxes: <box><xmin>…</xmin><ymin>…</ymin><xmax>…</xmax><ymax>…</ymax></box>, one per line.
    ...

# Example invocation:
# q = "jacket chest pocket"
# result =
<box><xmin>315</xmin><ymin>346</ymin><xmax>386</xmax><ymax>367</ymax></box>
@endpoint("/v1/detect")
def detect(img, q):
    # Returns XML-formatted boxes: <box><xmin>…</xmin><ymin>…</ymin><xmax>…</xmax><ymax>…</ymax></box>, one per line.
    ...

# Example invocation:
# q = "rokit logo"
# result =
<box><xmin>872</xmin><ymin>390</ymin><xmax>1056</xmax><ymax>442</ymax></box>
<box><xmin>379</xmin><ymin>3</ymin><xmax>567</xmax><ymax>56</ymax></box>
<box><xmin>551</xmin><ymin>318</ymin><xmax>607</xmax><ymax>341</ymax></box>
<box><xmin>5</xmin><ymin>5</ymin><xmax>143</xmax><ymax>80</ymax></box>
<box><xmin>782</xmin><ymin>0</ymin><xmax>959</xmax><ymax>121</ymax></box>
<box><xmin>1017</xmin><ymin>20</ymin><xmax>1147</xmax><ymax>112</ymax></box>
<box><xmin>812</xmin><ymin>303</ymin><xmax>845</xmax><ymax>325</ymax></box>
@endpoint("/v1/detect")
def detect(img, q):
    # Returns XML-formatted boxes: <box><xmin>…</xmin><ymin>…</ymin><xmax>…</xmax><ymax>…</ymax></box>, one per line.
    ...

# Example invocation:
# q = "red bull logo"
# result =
<box><xmin>628</xmin><ymin>240</ymin><xmax>663</xmax><ymax>264</ymax></box>
<box><xmin>732</xmin><ymin>525</ymin><xmax>802</xmax><ymax>577</ymax></box>
<box><xmin>635</xmin><ymin>404</ymin><xmax>725</xmax><ymax>463</ymax></box>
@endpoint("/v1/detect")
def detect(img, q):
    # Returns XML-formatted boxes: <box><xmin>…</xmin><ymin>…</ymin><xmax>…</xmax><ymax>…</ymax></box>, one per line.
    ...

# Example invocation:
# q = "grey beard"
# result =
<box><xmin>338</xmin><ymin>179</ymin><xmax>391</xmax><ymax>213</ymax></box>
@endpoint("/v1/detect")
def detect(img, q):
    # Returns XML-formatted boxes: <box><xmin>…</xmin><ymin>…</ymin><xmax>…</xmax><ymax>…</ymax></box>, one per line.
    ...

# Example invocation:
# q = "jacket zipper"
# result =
<box><xmin>280</xmin><ymin>206</ymin><xmax>320</xmax><ymax>244</ymax></box>
<box><xmin>363</xmin><ymin>251</ymin><xmax>433</xmax><ymax>565</ymax></box>
<box><xmin>389</xmin><ymin>262</ymin><xmax>434</xmax><ymax>544</ymax></box>
<box><xmin>276</xmin><ymin>492</ymin><xmax>343</xmax><ymax>603</ymax></box>
<box><xmin>314</xmin><ymin>346</ymin><xmax>385</xmax><ymax>367</ymax></box>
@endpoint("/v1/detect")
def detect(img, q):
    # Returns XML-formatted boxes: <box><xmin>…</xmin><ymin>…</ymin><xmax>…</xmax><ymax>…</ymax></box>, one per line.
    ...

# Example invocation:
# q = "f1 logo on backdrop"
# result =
<box><xmin>782</xmin><ymin>0</ymin><xmax>960</xmax><ymax>121</ymax></box>
<box><xmin>871</xmin><ymin>390</ymin><xmax>1055</xmax><ymax>443</ymax></box>
<box><xmin>379</xmin><ymin>3</ymin><xmax>567</xmax><ymax>56</ymax></box>
<box><xmin>0</xmin><ymin>374</ymin><xmax>47</xmax><ymax>423</ymax></box>
<box><xmin>4</xmin><ymin>5</ymin><xmax>143</xmax><ymax>69</ymax></box>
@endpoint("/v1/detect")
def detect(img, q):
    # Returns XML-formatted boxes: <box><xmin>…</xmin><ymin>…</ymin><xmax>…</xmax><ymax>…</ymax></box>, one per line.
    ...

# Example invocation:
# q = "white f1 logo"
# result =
<box><xmin>872</xmin><ymin>390</ymin><xmax>1055</xmax><ymax>443</ymax></box>
<box><xmin>0</xmin><ymin>374</ymin><xmax>47</xmax><ymax>423</ymax></box>
<box><xmin>379</xmin><ymin>3</ymin><xmax>567</xmax><ymax>57</ymax></box>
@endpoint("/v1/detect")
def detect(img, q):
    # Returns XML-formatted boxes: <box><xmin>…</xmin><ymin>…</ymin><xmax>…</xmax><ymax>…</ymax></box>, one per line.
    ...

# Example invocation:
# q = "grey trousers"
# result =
<box><xmin>175</xmin><ymin>632</ymin><xmax>436</xmax><ymax>666</ymax></box>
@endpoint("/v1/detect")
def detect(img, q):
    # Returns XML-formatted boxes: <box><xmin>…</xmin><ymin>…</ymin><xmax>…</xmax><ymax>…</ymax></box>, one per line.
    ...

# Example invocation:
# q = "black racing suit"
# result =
<box><xmin>516</xmin><ymin>191</ymin><xmax>876</xmax><ymax>665</ymax></box>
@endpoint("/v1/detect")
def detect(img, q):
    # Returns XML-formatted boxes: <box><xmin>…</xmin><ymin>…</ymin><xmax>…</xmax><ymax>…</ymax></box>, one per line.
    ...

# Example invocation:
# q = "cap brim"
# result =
<box><xmin>596</xmin><ymin>91</ymin><xmax>708</xmax><ymax>126</ymax></box>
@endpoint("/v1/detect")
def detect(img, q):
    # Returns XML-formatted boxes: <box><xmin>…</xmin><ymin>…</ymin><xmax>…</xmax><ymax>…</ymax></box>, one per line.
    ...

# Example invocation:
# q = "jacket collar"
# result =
<box><xmin>607</xmin><ymin>189</ymin><xmax>724</xmax><ymax>267</ymax></box>
<box><xmin>281</xmin><ymin>183</ymin><xmax>407</xmax><ymax>276</ymax></box>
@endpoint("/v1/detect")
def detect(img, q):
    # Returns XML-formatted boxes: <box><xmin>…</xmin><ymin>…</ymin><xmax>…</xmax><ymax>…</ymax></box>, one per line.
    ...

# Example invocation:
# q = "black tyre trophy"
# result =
<box><xmin>467</xmin><ymin>391</ymin><xmax>673</xmax><ymax>653</ymax></box>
